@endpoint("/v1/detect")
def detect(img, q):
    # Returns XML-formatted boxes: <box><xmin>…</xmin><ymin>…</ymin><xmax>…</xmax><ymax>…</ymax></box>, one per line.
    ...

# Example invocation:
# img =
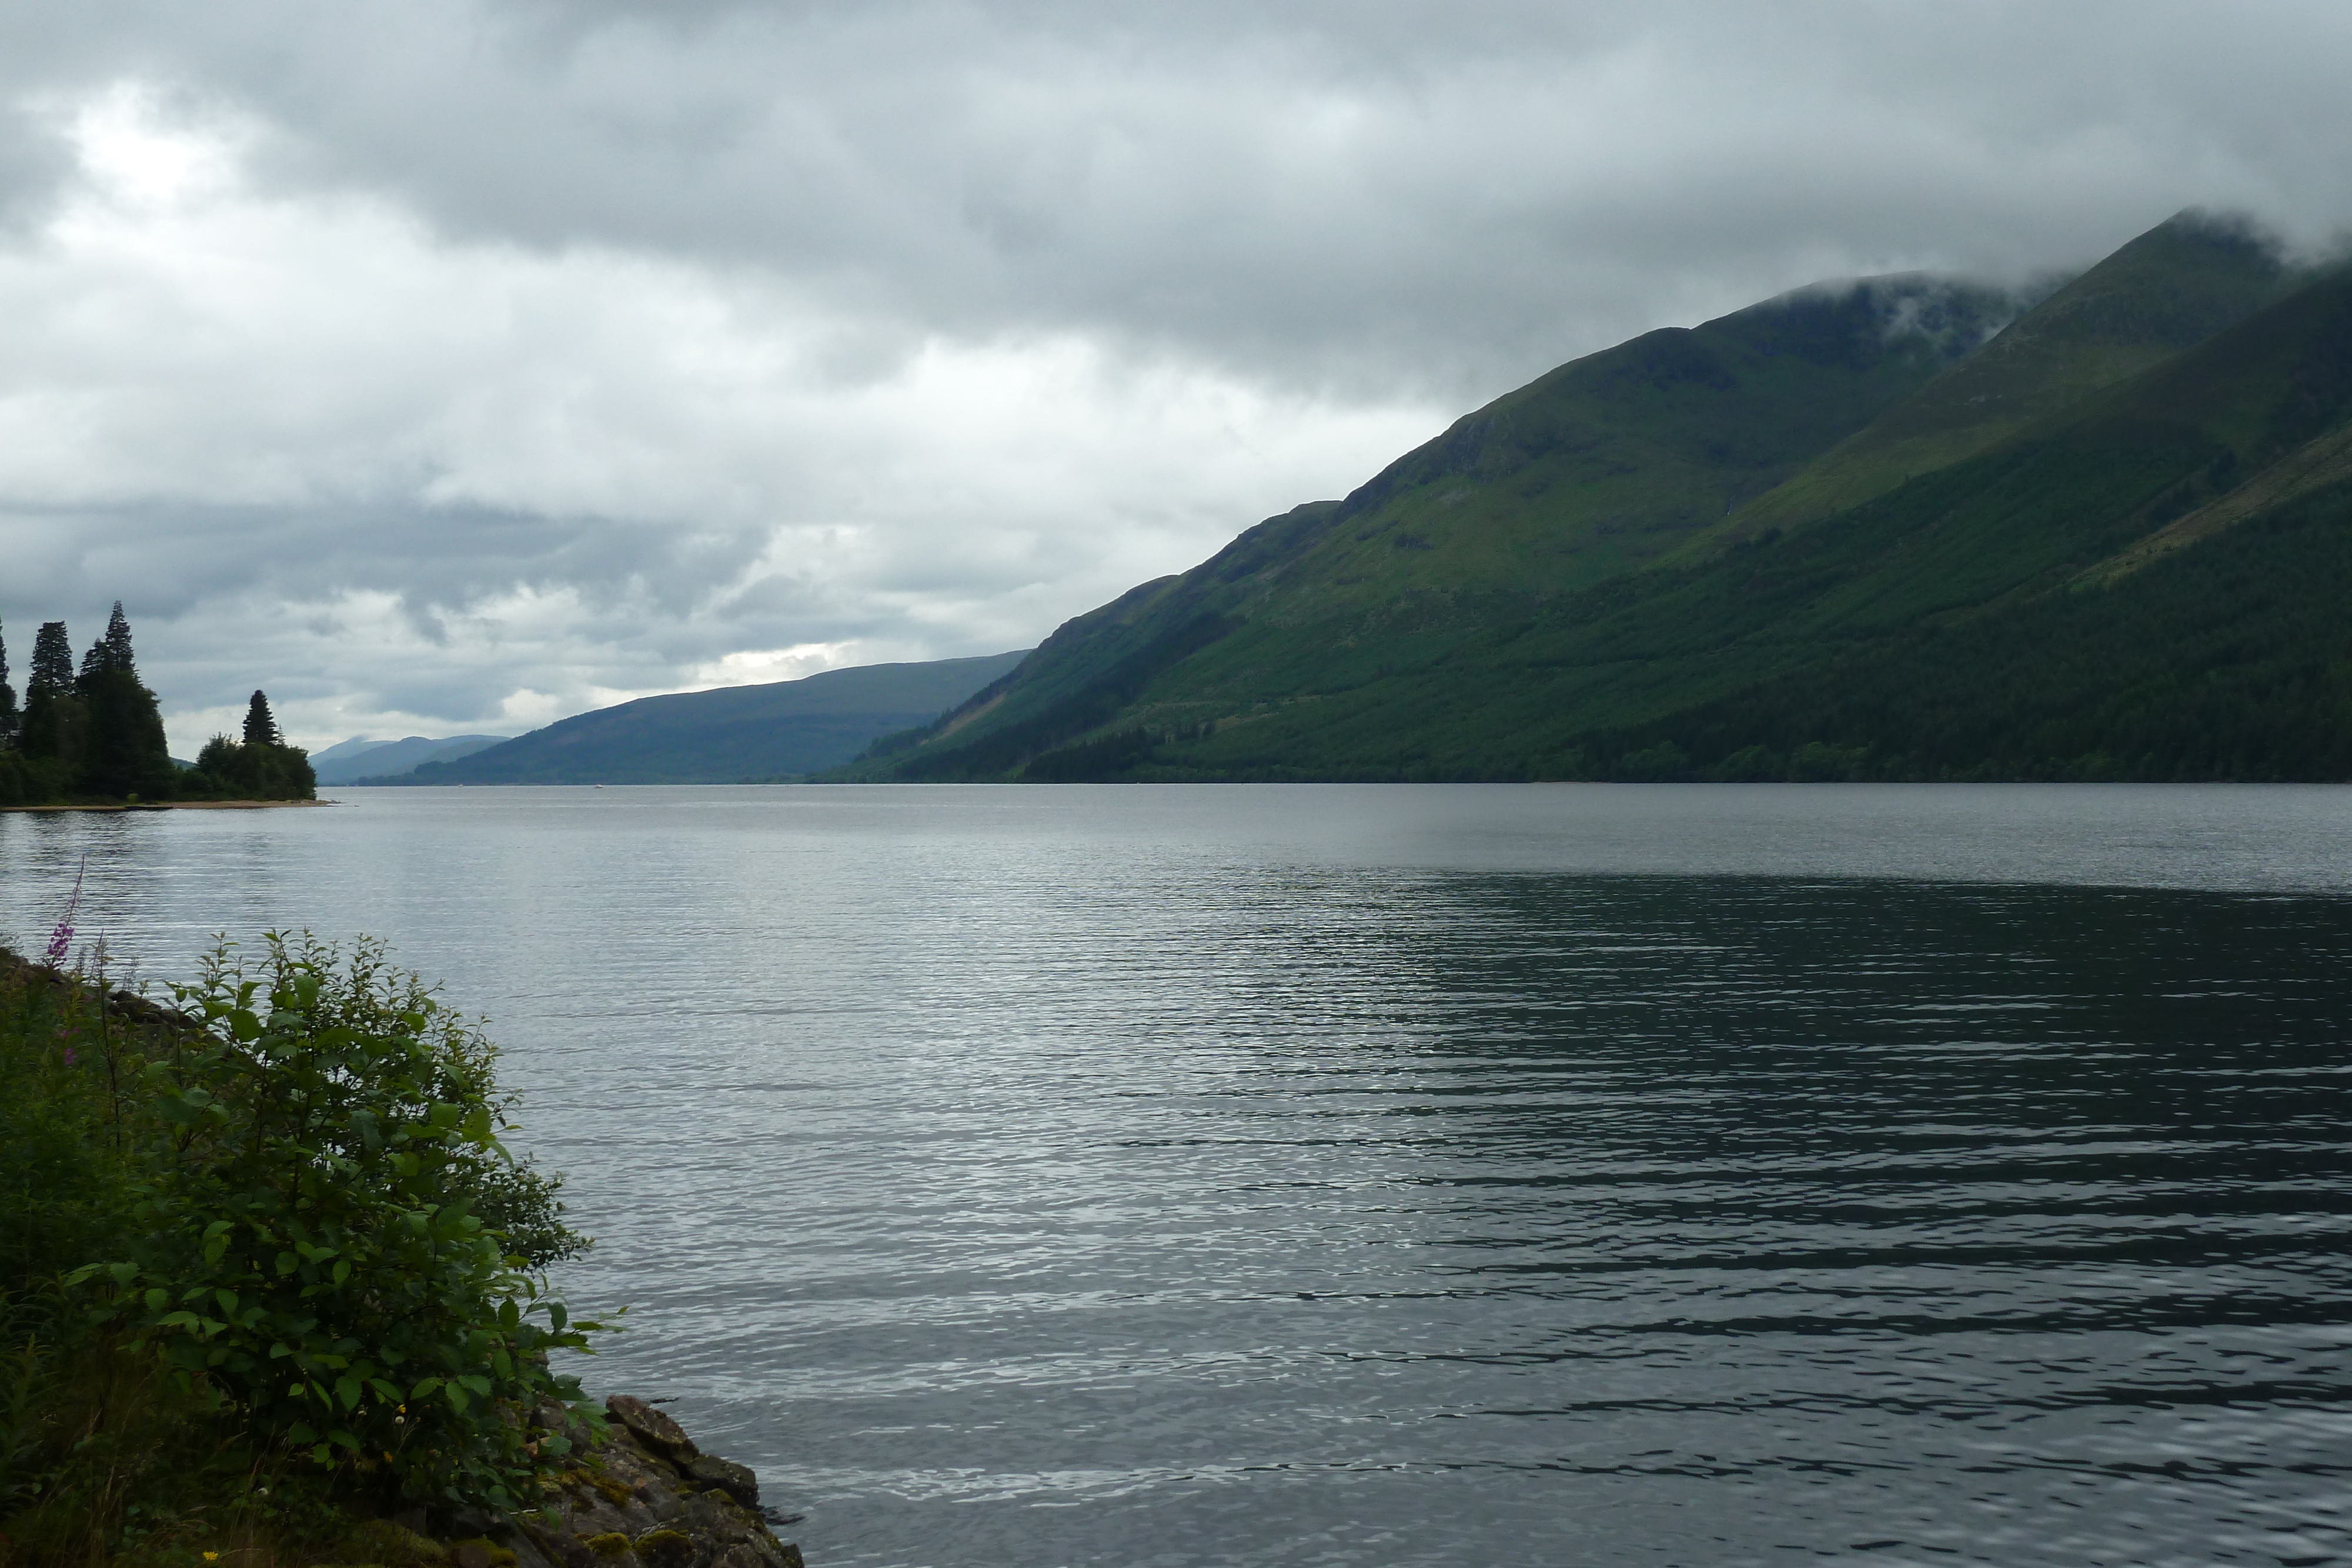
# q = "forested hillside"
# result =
<box><xmin>840</xmin><ymin>212</ymin><xmax>2352</xmax><ymax>783</ymax></box>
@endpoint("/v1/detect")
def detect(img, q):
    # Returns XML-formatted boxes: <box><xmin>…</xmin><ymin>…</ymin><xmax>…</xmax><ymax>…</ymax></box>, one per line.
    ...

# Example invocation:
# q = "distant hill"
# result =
<box><xmin>309</xmin><ymin>736</ymin><xmax>392</xmax><ymax>771</ymax></box>
<box><xmin>315</xmin><ymin>734</ymin><xmax>507</xmax><ymax>785</ymax></box>
<box><xmin>839</xmin><ymin>211</ymin><xmax>2352</xmax><ymax>783</ymax></box>
<box><xmin>372</xmin><ymin>652</ymin><xmax>1027</xmax><ymax>785</ymax></box>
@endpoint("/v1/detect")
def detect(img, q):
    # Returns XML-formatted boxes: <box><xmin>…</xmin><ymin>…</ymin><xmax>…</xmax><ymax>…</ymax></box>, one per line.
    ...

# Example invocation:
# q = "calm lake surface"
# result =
<box><xmin>5</xmin><ymin>784</ymin><xmax>2352</xmax><ymax>1567</ymax></box>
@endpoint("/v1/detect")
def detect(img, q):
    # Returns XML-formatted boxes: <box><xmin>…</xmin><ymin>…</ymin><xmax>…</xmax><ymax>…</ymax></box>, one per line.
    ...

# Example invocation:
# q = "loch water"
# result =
<box><xmin>5</xmin><ymin>784</ymin><xmax>2352</xmax><ymax>1568</ymax></box>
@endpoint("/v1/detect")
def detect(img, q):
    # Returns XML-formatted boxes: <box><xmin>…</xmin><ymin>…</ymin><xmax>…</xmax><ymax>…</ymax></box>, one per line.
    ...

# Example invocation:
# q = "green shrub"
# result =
<box><xmin>26</xmin><ymin>934</ymin><xmax>612</xmax><ymax>1532</ymax></box>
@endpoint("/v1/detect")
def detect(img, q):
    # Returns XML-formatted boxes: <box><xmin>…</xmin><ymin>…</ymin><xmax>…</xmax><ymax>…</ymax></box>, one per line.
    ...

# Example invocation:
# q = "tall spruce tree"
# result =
<box><xmin>26</xmin><ymin>621</ymin><xmax>72</xmax><ymax>699</ymax></box>
<box><xmin>19</xmin><ymin>620</ymin><xmax>83</xmax><ymax>769</ymax></box>
<box><xmin>103</xmin><ymin>602</ymin><xmax>135</xmax><ymax>671</ymax></box>
<box><xmin>243</xmin><ymin>690</ymin><xmax>282</xmax><ymax>747</ymax></box>
<box><xmin>80</xmin><ymin>603</ymin><xmax>135</xmax><ymax>680</ymax></box>
<box><xmin>73</xmin><ymin>603</ymin><xmax>173</xmax><ymax>800</ymax></box>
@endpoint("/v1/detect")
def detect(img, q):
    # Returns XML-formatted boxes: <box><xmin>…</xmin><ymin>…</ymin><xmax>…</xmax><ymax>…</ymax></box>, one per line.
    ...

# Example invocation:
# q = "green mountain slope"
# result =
<box><xmin>847</xmin><ymin>213</ymin><xmax>2352</xmax><ymax>784</ymax></box>
<box><xmin>1168</xmin><ymin>259</ymin><xmax>2352</xmax><ymax>781</ymax></box>
<box><xmin>377</xmin><ymin>651</ymin><xmax>1027</xmax><ymax>785</ymax></box>
<box><xmin>850</xmin><ymin>273</ymin><xmax>2033</xmax><ymax>780</ymax></box>
<box><xmin>1261</xmin><ymin>272</ymin><xmax>2030</xmax><ymax>603</ymax></box>
<box><xmin>1705</xmin><ymin>211</ymin><xmax>2293</xmax><ymax>542</ymax></box>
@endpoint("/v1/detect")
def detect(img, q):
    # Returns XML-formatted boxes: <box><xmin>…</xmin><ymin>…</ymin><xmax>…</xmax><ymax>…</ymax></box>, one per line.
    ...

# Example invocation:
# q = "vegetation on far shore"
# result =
<box><xmin>0</xmin><ymin>607</ymin><xmax>315</xmax><ymax>808</ymax></box>
<box><xmin>1</xmin><ymin>930</ymin><xmax>611</xmax><ymax>1564</ymax></box>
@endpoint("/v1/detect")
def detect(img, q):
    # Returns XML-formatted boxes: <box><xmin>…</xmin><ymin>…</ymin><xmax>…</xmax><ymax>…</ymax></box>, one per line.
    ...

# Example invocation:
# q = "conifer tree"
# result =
<box><xmin>103</xmin><ymin>601</ymin><xmax>135</xmax><ymax>671</ymax></box>
<box><xmin>0</xmin><ymin>617</ymin><xmax>16</xmax><ymax>747</ymax></box>
<box><xmin>72</xmin><ymin>604</ymin><xmax>173</xmax><ymax>800</ymax></box>
<box><xmin>19</xmin><ymin>621</ymin><xmax>82</xmax><ymax>768</ymax></box>
<box><xmin>244</xmin><ymin>690</ymin><xmax>282</xmax><ymax>747</ymax></box>
<box><xmin>26</xmin><ymin>621</ymin><xmax>72</xmax><ymax>699</ymax></box>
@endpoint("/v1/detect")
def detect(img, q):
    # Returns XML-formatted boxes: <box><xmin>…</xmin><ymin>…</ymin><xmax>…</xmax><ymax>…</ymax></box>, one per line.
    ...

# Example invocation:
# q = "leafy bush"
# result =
<box><xmin>2</xmin><ymin>933</ymin><xmax>611</xmax><ymax>1553</ymax></box>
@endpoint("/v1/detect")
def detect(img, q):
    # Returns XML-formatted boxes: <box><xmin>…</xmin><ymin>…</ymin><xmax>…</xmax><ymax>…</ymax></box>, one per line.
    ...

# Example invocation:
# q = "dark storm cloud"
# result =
<box><xmin>2</xmin><ymin>0</ymin><xmax>2350</xmax><ymax>747</ymax></box>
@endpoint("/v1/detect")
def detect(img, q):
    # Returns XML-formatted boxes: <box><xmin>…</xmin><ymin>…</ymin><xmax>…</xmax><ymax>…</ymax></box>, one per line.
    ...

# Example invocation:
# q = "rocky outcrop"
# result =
<box><xmin>488</xmin><ymin>1397</ymin><xmax>803</xmax><ymax>1568</ymax></box>
<box><xmin>0</xmin><ymin>947</ymin><xmax>201</xmax><ymax>1035</ymax></box>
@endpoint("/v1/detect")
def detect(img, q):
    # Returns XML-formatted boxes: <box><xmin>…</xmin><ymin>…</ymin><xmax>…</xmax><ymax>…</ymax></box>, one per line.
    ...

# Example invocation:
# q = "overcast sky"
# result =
<box><xmin>4</xmin><ymin>0</ymin><xmax>2350</xmax><ymax>751</ymax></box>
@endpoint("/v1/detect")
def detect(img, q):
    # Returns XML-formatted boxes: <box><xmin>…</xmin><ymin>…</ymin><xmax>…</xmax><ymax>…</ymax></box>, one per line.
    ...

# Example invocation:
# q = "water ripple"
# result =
<box><xmin>6</xmin><ymin>784</ymin><xmax>2352</xmax><ymax>1566</ymax></box>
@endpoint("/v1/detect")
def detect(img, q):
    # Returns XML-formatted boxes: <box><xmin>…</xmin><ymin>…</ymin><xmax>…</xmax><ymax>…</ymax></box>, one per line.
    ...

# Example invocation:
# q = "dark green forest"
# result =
<box><xmin>0</xmin><ymin>606</ymin><xmax>315</xmax><ymax>807</ymax></box>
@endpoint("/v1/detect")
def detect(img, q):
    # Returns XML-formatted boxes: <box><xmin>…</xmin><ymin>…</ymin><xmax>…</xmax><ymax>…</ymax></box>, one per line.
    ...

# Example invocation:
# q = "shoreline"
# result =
<box><xmin>0</xmin><ymin>797</ymin><xmax>339</xmax><ymax>813</ymax></box>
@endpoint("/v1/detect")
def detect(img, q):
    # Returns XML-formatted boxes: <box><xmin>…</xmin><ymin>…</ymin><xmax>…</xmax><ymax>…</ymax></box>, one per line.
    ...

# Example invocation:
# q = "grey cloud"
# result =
<box><xmin>12</xmin><ymin>1</ymin><xmax>2352</xmax><ymax>394</ymax></box>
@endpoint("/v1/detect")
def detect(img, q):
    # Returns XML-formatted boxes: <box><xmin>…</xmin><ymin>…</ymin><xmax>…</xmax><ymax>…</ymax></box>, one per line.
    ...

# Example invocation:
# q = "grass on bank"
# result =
<box><xmin>1</xmin><ymin>934</ymin><xmax>610</xmax><ymax>1566</ymax></box>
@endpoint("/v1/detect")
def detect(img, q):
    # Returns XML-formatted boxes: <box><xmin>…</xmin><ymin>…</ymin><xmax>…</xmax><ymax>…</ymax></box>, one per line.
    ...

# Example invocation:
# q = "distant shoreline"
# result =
<box><xmin>0</xmin><ymin>798</ymin><xmax>340</xmax><ymax>814</ymax></box>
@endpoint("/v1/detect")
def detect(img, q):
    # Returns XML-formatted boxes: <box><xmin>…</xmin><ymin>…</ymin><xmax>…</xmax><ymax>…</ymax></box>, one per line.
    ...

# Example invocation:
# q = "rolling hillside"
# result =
<box><xmin>313</xmin><ymin>734</ymin><xmax>507</xmax><ymax>785</ymax></box>
<box><xmin>371</xmin><ymin>652</ymin><xmax>1027</xmax><ymax>785</ymax></box>
<box><xmin>841</xmin><ymin>212</ymin><xmax>2352</xmax><ymax>783</ymax></box>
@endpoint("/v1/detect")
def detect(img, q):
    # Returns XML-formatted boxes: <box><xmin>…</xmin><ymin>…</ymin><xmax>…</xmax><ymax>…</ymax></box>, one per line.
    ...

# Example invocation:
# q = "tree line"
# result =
<box><xmin>0</xmin><ymin>603</ymin><xmax>315</xmax><ymax>805</ymax></box>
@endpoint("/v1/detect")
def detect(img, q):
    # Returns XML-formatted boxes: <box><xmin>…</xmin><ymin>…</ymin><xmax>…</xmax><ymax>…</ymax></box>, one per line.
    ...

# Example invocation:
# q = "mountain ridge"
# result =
<box><xmin>1694</xmin><ymin>210</ymin><xmax>2297</xmax><ymax>548</ymax></box>
<box><xmin>852</xmin><ymin>271</ymin><xmax>2040</xmax><ymax>781</ymax></box>
<box><xmin>368</xmin><ymin>652</ymin><xmax>1027</xmax><ymax>785</ymax></box>
<box><xmin>837</xmin><ymin>211</ymin><xmax>2352</xmax><ymax>784</ymax></box>
<box><xmin>316</xmin><ymin>734</ymin><xmax>507</xmax><ymax>785</ymax></box>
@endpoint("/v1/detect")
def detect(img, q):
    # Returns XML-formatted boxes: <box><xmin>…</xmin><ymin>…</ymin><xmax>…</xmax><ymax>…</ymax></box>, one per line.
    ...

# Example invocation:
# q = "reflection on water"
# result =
<box><xmin>4</xmin><ymin>785</ymin><xmax>2352</xmax><ymax>1567</ymax></box>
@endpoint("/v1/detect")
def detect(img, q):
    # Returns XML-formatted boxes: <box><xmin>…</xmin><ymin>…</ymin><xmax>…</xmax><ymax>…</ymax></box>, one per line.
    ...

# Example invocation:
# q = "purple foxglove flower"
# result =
<box><xmin>44</xmin><ymin>857</ymin><xmax>84</xmax><ymax>966</ymax></box>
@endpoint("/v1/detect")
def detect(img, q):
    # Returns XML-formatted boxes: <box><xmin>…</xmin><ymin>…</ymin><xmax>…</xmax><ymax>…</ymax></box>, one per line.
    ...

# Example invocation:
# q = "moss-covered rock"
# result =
<box><xmin>503</xmin><ymin>1396</ymin><xmax>800</xmax><ymax>1568</ymax></box>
